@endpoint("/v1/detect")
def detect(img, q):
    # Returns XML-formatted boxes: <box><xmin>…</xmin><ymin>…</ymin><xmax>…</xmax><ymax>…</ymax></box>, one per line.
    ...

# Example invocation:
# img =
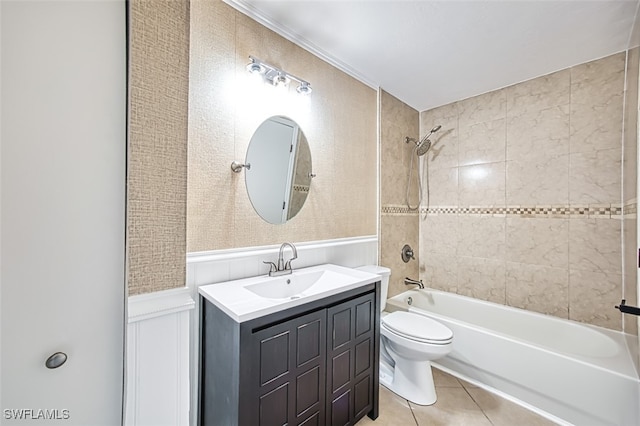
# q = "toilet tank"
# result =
<box><xmin>356</xmin><ymin>265</ymin><xmax>391</xmax><ymax>311</ymax></box>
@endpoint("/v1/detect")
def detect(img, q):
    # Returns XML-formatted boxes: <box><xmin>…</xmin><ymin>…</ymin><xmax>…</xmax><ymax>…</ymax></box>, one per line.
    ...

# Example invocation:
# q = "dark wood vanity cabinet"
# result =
<box><xmin>251</xmin><ymin>309</ymin><xmax>327</xmax><ymax>426</ymax></box>
<box><xmin>326</xmin><ymin>293</ymin><xmax>376</xmax><ymax>425</ymax></box>
<box><xmin>199</xmin><ymin>283</ymin><xmax>380</xmax><ymax>426</ymax></box>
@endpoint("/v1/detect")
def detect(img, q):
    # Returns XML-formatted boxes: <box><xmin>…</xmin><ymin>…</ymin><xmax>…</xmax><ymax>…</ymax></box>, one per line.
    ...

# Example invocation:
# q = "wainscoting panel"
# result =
<box><xmin>126</xmin><ymin>287</ymin><xmax>194</xmax><ymax>426</ymax></box>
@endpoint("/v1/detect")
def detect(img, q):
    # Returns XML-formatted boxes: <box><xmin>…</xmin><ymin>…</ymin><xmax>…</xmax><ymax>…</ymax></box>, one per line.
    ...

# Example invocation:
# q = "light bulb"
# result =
<box><xmin>246</xmin><ymin>62</ymin><xmax>265</xmax><ymax>75</ymax></box>
<box><xmin>273</xmin><ymin>73</ymin><xmax>290</xmax><ymax>87</ymax></box>
<box><xmin>296</xmin><ymin>82</ymin><xmax>312</xmax><ymax>95</ymax></box>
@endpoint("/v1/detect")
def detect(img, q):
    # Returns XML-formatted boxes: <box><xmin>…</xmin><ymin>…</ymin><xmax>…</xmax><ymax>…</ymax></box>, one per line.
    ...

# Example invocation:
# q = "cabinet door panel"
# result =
<box><xmin>259</xmin><ymin>382</ymin><xmax>289</xmax><ymax>426</ymax></box>
<box><xmin>326</xmin><ymin>293</ymin><xmax>376</xmax><ymax>425</ymax></box>
<box><xmin>296</xmin><ymin>365</ymin><xmax>321</xmax><ymax>416</ymax></box>
<box><xmin>353</xmin><ymin>375</ymin><xmax>371</xmax><ymax>419</ymax></box>
<box><xmin>330</xmin><ymin>349</ymin><xmax>351</xmax><ymax>393</ymax></box>
<box><xmin>298</xmin><ymin>411</ymin><xmax>320</xmax><ymax>426</ymax></box>
<box><xmin>331</xmin><ymin>308</ymin><xmax>352</xmax><ymax>350</ymax></box>
<box><xmin>331</xmin><ymin>389</ymin><xmax>351</xmax><ymax>426</ymax></box>
<box><xmin>297</xmin><ymin>318</ymin><xmax>322</xmax><ymax>367</ymax></box>
<box><xmin>355</xmin><ymin>338</ymin><xmax>372</xmax><ymax>376</ymax></box>
<box><xmin>355</xmin><ymin>300</ymin><xmax>373</xmax><ymax>337</ymax></box>
<box><xmin>260</xmin><ymin>331</ymin><xmax>290</xmax><ymax>386</ymax></box>
<box><xmin>252</xmin><ymin>309</ymin><xmax>326</xmax><ymax>425</ymax></box>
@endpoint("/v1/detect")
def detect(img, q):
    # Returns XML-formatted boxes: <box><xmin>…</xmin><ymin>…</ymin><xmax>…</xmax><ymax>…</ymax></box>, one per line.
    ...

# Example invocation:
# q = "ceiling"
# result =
<box><xmin>226</xmin><ymin>0</ymin><xmax>639</xmax><ymax>112</ymax></box>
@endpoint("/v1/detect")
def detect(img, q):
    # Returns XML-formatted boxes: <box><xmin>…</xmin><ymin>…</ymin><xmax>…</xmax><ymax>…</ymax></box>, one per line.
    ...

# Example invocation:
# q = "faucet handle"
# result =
<box><xmin>284</xmin><ymin>258</ymin><xmax>296</xmax><ymax>270</ymax></box>
<box><xmin>263</xmin><ymin>261</ymin><xmax>277</xmax><ymax>273</ymax></box>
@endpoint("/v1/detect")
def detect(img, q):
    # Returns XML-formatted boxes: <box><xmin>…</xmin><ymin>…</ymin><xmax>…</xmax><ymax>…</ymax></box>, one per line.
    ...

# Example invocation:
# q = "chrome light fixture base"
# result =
<box><xmin>246</xmin><ymin>55</ymin><xmax>312</xmax><ymax>95</ymax></box>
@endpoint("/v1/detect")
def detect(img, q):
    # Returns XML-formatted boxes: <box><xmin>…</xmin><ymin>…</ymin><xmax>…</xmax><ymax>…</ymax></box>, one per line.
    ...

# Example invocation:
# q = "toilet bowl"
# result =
<box><xmin>356</xmin><ymin>265</ymin><xmax>453</xmax><ymax>406</ymax></box>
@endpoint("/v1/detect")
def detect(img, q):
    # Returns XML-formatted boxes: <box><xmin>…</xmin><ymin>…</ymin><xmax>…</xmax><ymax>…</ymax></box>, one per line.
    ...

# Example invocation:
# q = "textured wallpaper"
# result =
<box><xmin>187</xmin><ymin>0</ymin><xmax>377</xmax><ymax>252</ymax></box>
<box><xmin>128</xmin><ymin>0</ymin><xmax>190</xmax><ymax>295</ymax></box>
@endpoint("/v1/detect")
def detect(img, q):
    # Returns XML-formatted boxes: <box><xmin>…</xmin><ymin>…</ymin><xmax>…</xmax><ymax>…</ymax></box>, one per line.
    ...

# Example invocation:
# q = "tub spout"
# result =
<box><xmin>404</xmin><ymin>277</ymin><xmax>424</xmax><ymax>289</ymax></box>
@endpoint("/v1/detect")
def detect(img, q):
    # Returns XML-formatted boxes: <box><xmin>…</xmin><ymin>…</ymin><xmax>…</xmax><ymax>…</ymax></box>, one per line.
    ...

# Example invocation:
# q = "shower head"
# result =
<box><xmin>415</xmin><ymin>137</ymin><xmax>431</xmax><ymax>156</ymax></box>
<box><xmin>406</xmin><ymin>124</ymin><xmax>442</xmax><ymax>156</ymax></box>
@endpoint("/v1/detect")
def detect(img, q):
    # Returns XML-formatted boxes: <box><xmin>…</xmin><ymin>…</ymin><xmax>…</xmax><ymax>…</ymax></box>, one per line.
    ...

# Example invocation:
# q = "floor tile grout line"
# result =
<box><xmin>459</xmin><ymin>378</ymin><xmax>496</xmax><ymax>425</ymax></box>
<box><xmin>407</xmin><ymin>399</ymin><xmax>420</xmax><ymax>426</ymax></box>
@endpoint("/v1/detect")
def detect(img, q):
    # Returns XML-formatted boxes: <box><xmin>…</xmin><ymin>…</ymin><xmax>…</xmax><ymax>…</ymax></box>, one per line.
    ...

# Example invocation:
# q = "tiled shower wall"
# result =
<box><xmin>416</xmin><ymin>52</ymin><xmax>628</xmax><ymax>331</ymax></box>
<box><xmin>379</xmin><ymin>91</ymin><xmax>420</xmax><ymax>298</ymax></box>
<box><xmin>623</xmin><ymin>46</ymin><xmax>639</xmax><ymax>337</ymax></box>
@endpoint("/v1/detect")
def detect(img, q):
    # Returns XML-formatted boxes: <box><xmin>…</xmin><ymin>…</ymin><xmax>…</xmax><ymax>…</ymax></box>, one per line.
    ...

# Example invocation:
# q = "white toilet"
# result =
<box><xmin>357</xmin><ymin>265</ymin><xmax>453</xmax><ymax>406</ymax></box>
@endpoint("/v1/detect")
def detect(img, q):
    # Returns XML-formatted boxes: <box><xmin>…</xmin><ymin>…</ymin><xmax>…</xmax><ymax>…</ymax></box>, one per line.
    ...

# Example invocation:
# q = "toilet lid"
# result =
<box><xmin>382</xmin><ymin>311</ymin><xmax>453</xmax><ymax>343</ymax></box>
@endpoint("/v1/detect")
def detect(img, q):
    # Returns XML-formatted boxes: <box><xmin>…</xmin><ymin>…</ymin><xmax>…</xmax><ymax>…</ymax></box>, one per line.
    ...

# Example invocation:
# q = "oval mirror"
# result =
<box><xmin>245</xmin><ymin>116</ymin><xmax>312</xmax><ymax>224</ymax></box>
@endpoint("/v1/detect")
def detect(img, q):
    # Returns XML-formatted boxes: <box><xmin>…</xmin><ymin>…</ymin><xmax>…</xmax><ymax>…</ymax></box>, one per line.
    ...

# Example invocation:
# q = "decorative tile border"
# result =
<box><xmin>381</xmin><ymin>205</ymin><xmax>419</xmax><ymax>215</ymax></box>
<box><xmin>292</xmin><ymin>184</ymin><xmax>310</xmax><ymax>193</ymax></box>
<box><xmin>381</xmin><ymin>203</ymin><xmax>634</xmax><ymax>219</ymax></box>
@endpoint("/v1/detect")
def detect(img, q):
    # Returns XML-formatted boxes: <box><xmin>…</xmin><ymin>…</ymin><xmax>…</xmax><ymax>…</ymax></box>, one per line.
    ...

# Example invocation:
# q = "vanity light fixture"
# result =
<box><xmin>246</xmin><ymin>55</ymin><xmax>312</xmax><ymax>95</ymax></box>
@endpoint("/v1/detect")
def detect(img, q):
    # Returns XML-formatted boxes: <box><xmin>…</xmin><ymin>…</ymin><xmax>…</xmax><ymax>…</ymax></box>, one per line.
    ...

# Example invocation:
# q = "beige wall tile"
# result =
<box><xmin>570</xmin><ymin>54</ymin><xmax>625</xmax><ymax>154</ymax></box>
<box><xmin>569</xmin><ymin>269</ymin><xmax>622</xmax><ymax>330</ymax></box>
<box><xmin>624</xmin><ymin>219</ymin><xmax>638</xmax><ymax>335</ymax></box>
<box><xmin>505</xmin><ymin>105</ymin><xmax>570</xmax><ymax>206</ymax></box>
<box><xmin>379</xmin><ymin>90</ymin><xmax>421</xmax><ymax>299</ymax></box>
<box><xmin>421</xmin><ymin>251</ymin><xmax>458</xmax><ymax>293</ymax></box>
<box><xmin>506</xmin><ymin>69</ymin><xmax>570</xmax><ymax>116</ymax></box>
<box><xmin>569</xmin><ymin>148</ymin><xmax>621</xmax><ymax>205</ymax></box>
<box><xmin>459</xmin><ymin>162</ymin><xmax>506</xmax><ymax>207</ymax></box>
<box><xmin>624</xmin><ymin>48</ymin><xmax>639</xmax><ymax>203</ymax></box>
<box><xmin>505</xmin><ymin>218</ymin><xmax>569</xmax><ymax>268</ymax></box>
<box><xmin>459</xmin><ymin>119</ymin><xmax>506</xmax><ymax>167</ymax></box>
<box><xmin>457</xmin><ymin>89</ymin><xmax>506</xmax><ymax>127</ymax></box>
<box><xmin>424</xmin><ymin>167</ymin><xmax>458</xmax><ymax>208</ymax></box>
<box><xmin>381</xmin><ymin>91</ymin><xmax>419</xmax><ymax>206</ymax></box>
<box><xmin>458</xmin><ymin>216</ymin><xmax>505</xmax><ymax>260</ymax></box>
<box><xmin>506</xmin><ymin>262</ymin><xmax>569</xmax><ymax>318</ymax></box>
<box><xmin>622</xmin><ymin>47</ymin><xmax>638</xmax><ymax>339</ymax></box>
<box><xmin>506</xmin><ymin>105</ymin><xmax>570</xmax><ymax>160</ymax></box>
<box><xmin>569</xmin><ymin>219</ymin><xmax>622</xmax><ymax>275</ymax></box>
<box><xmin>421</xmin><ymin>214</ymin><xmax>459</xmax><ymax>256</ymax></box>
<box><xmin>506</xmin><ymin>153</ymin><xmax>569</xmax><ymax>206</ymax></box>
<box><xmin>457</xmin><ymin>257</ymin><xmax>506</xmax><ymax>304</ymax></box>
<box><xmin>424</xmin><ymin>126</ymin><xmax>458</xmax><ymax>171</ymax></box>
<box><xmin>413</xmin><ymin>52</ymin><xmax>629</xmax><ymax>331</ymax></box>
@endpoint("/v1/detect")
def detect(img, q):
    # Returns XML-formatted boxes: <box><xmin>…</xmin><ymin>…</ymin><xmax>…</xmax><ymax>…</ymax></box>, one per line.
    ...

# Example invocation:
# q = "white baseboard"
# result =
<box><xmin>125</xmin><ymin>287</ymin><xmax>195</xmax><ymax>426</ymax></box>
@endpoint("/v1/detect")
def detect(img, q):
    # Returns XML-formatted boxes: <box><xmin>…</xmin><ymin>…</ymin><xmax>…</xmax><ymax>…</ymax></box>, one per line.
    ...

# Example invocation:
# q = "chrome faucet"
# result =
<box><xmin>404</xmin><ymin>277</ymin><xmax>424</xmax><ymax>289</ymax></box>
<box><xmin>264</xmin><ymin>242</ymin><xmax>298</xmax><ymax>277</ymax></box>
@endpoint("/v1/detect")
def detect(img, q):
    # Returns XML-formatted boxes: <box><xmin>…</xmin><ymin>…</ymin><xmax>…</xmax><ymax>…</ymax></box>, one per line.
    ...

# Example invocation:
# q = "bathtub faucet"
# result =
<box><xmin>404</xmin><ymin>277</ymin><xmax>424</xmax><ymax>289</ymax></box>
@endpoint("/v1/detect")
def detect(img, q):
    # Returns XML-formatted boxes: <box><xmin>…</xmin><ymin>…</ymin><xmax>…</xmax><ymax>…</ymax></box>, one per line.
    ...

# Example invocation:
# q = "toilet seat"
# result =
<box><xmin>382</xmin><ymin>311</ymin><xmax>453</xmax><ymax>345</ymax></box>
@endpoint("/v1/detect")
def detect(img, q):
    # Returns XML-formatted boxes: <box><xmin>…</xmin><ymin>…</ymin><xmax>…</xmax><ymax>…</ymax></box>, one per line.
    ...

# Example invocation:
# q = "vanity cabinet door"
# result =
<box><xmin>250</xmin><ymin>309</ymin><xmax>327</xmax><ymax>426</ymax></box>
<box><xmin>326</xmin><ymin>293</ymin><xmax>376</xmax><ymax>426</ymax></box>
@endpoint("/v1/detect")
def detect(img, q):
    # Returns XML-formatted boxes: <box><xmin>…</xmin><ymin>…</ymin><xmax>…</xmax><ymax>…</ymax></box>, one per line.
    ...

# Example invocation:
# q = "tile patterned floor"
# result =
<box><xmin>358</xmin><ymin>368</ymin><xmax>558</xmax><ymax>425</ymax></box>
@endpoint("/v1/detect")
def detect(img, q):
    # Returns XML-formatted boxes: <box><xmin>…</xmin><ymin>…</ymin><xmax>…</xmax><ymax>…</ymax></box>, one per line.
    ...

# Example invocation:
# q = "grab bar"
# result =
<box><xmin>615</xmin><ymin>299</ymin><xmax>640</xmax><ymax>316</ymax></box>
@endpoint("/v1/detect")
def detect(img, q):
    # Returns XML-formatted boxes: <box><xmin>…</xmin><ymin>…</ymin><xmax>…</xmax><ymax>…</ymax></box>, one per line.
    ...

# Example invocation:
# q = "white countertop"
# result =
<box><xmin>198</xmin><ymin>264</ymin><xmax>380</xmax><ymax>323</ymax></box>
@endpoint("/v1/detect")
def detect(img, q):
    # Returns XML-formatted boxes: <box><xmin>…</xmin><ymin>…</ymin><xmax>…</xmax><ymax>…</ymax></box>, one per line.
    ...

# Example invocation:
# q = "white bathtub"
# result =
<box><xmin>386</xmin><ymin>289</ymin><xmax>640</xmax><ymax>426</ymax></box>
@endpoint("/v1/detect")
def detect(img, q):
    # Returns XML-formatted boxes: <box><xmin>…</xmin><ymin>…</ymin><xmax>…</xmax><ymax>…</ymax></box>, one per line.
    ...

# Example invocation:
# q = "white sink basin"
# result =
<box><xmin>198</xmin><ymin>264</ymin><xmax>381</xmax><ymax>322</ymax></box>
<box><xmin>245</xmin><ymin>270</ymin><xmax>325</xmax><ymax>299</ymax></box>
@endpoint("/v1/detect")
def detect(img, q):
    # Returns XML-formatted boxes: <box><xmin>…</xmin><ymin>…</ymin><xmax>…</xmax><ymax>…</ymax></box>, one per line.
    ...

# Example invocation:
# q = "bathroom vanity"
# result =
<box><xmin>198</xmin><ymin>264</ymin><xmax>380</xmax><ymax>426</ymax></box>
